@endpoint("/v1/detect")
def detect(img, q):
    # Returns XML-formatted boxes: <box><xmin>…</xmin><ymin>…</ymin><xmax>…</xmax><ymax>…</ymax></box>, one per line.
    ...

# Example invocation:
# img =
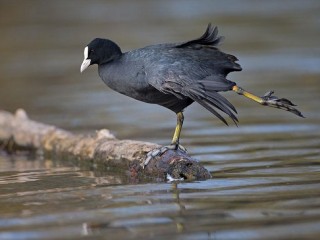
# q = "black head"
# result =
<box><xmin>80</xmin><ymin>38</ymin><xmax>122</xmax><ymax>72</ymax></box>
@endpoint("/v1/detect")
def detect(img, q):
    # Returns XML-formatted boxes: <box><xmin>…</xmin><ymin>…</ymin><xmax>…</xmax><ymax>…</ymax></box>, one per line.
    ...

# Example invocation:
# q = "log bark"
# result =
<box><xmin>0</xmin><ymin>109</ymin><xmax>211</xmax><ymax>181</ymax></box>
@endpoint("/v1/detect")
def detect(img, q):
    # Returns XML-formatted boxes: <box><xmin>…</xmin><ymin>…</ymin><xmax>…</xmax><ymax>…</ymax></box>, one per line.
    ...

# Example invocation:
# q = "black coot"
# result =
<box><xmin>81</xmin><ymin>24</ymin><xmax>303</xmax><ymax>167</ymax></box>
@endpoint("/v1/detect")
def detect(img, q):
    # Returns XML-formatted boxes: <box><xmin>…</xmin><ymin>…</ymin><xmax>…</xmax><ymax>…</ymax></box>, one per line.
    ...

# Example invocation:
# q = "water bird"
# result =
<box><xmin>81</xmin><ymin>24</ymin><xmax>304</xmax><ymax>167</ymax></box>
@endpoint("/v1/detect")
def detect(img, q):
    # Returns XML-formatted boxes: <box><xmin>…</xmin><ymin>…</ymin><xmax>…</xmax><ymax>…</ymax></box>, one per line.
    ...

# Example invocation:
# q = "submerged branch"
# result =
<box><xmin>0</xmin><ymin>109</ymin><xmax>211</xmax><ymax>181</ymax></box>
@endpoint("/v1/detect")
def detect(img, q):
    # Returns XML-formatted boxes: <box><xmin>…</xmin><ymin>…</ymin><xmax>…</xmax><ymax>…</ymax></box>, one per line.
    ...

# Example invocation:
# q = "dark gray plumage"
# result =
<box><xmin>80</xmin><ymin>24</ymin><xmax>303</xmax><ymax>167</ymax></box>
<box><xmin>81</xmin><ymin>24</ymin><xmax>241</xmax><ymax>125</ymax></box>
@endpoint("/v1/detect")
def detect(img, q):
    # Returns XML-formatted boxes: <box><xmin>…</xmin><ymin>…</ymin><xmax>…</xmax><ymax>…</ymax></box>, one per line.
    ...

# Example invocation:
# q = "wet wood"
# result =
<box><xmin>0</xmin><ymin>109</ymin><xmax>211</xmax><ymax>181</ymax></box>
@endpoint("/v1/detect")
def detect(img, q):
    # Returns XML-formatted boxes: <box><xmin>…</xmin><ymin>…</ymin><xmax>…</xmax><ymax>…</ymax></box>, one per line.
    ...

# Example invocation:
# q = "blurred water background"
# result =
<box><xmin>0</xmin><ymin>0</ymin><xmax>320</xmax><ymax>239</ymax></box>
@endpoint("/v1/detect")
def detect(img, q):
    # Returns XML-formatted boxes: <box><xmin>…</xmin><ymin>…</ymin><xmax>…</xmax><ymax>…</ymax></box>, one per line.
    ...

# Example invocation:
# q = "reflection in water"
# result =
<box><xmin>0</xmin><ymin>0</ymin><xmax>320</xmax><ymax>239</ymax></box>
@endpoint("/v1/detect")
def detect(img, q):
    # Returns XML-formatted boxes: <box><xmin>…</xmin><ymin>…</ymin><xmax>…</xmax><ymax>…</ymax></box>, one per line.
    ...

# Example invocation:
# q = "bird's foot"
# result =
<box><xmin>142</xmin><ymin>144</ymin><xmax>187</xmax><ymax>169</ymax></box>
<box><xmin>261</xmin><ymin>91</ymin><xmax>305</xmax><ymax>118</ymax></box>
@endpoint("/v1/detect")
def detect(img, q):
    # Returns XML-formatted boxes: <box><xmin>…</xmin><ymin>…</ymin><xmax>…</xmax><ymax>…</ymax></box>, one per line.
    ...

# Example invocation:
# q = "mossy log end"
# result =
<box><xmin>0</xmin><ymin>109</ymin><xmax>211</xmax><ymax>181</ymax></box>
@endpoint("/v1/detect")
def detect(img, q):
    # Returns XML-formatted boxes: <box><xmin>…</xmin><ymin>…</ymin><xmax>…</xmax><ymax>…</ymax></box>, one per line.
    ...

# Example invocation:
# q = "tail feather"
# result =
<box><xmin>197</xmin><ymin>77</ymin><xmax>237</xmax><ymax>111</ymax></box>
<box><xmin>202</xmin><ymin>83</ymin><xmax>237</xmax><ymax>113</ymax></box>
<box><xmin>195</xmin><ymin>98</ymin><xmax>229</xmax><ymax>126</ymax></box>
<box><xmin>206</xmin><ymin>92</ymin><xmax>238</xmax><ymax>119</ymax></box>
<box><xmin>176</xmin><ymin>23</ymin><xmax>224</xmax><ymax>48</ymax></box>
<box><xmin>198</xmin><ymin>78</ymin><xmax>236</xmax><ymax>92</ymax></box>
<box><xmin>184</xmin><ymin>85</ymin><xmax>238</xmax><ymax>125</ymax></box>
<box><xmin>202</xmin><ymin>96</ymin><xmax>238</xmax><ymax>125</ymax></box>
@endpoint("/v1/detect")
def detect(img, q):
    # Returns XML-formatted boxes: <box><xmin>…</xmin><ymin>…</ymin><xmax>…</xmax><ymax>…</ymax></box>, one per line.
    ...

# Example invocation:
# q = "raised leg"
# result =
<box><xmin>142</xmin><ymin>112</ymin><xmax>187</xmax><ymax>168</ymax></box>
<box><xmin>232</xmin><ymin>85</ymin><xmax>304</xmax><ymax>118</ymax></box>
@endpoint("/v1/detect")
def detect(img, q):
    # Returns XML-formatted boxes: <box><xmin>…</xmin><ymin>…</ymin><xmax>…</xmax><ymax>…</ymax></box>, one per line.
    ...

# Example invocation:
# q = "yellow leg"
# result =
<box><xmin>143</xmin><ymin>112</ymin><xmax>187</xmax><ymax>168</ymax></box>
<box><xmin>171</xmin><ymin>112</ymin><xmax>184</xmax><ymax>146</ymax></box>
<box><xmin>232</xmin><ymin>85</ymin><xmax>304</xmax><ymax>118</ymax></box>
<box><xmin>232</xmin><ymin>85</ymin><xmax>264</xmax><ymax>104</ymax></box>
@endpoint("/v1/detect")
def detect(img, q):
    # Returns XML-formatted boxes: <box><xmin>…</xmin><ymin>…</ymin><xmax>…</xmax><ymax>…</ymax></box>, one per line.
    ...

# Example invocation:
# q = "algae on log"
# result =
<box><xmin>0</xmin><ymin>109</ymin><xmax>211</xmax><ymax>181</ymax></box>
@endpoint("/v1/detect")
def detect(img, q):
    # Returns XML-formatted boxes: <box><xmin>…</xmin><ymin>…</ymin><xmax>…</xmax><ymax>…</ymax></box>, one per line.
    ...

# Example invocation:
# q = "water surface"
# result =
<box><xmin>0</xmin><ymin>1</ymin><xmax>320</xmax><ymax>239</ymax></box>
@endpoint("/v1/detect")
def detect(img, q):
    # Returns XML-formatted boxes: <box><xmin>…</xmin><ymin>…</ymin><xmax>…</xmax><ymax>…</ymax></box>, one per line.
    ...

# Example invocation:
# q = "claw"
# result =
<box><xmin>141</xmin><ymin>144</ymin><xmax>187</xmax><ymax>169</ymax></box>
<box><xmin>261</xmin><ymin>90</ymin><xmax>305</xmax><ymax>118</ymax></box>
<box><xmin>263</xmin><ymin>90</ymin><xmax>274</xmax><ymax>98</ymax></box>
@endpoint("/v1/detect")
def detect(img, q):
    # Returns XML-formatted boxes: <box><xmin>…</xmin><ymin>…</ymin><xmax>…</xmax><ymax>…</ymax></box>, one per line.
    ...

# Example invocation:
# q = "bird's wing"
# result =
<box><xmin>152</xmin><ymin>74</ymin><xmax>238</xmax><ymax>125</ymax></box>
<box><xmin>144</xmin><ymin>24</ymin><xmax>241</xmax><ymax>125</ymax></box>
<box><xmin>145</xmin><ymin>51</ymin><xmax>239</xmax><ymax>125</ymax></box>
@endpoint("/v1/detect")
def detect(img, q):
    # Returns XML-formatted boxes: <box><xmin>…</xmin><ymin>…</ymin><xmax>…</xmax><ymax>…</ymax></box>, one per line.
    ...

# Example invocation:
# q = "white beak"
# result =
<box><xmin>80</xmin><ymin>46</ymin><xmax>91</xmax><ymax>73</ymax></box>
<box><xmin>80</xmin><ymin>59</ymin><xmax>91</xmax><ymax>73</ymax></box>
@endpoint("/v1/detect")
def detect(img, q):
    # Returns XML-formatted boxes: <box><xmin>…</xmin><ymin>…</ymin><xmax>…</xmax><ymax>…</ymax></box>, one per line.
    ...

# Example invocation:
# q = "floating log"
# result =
<box><xmin>0</xmin><ymin>109</ymin><xmax>211</xmax><ymax>181</ymax></box>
